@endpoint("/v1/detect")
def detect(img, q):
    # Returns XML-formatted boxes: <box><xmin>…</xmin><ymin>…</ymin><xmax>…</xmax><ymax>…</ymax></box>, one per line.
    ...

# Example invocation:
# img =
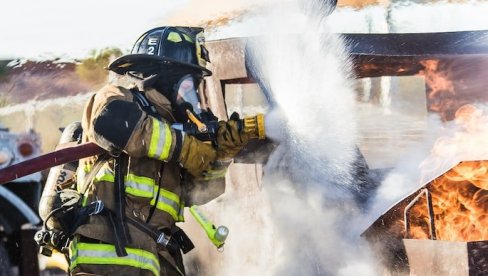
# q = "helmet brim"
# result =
<box><xmin>108</xmin><ymin>54</ymin><xmax>212</xmax><ymax>77</ymax></box>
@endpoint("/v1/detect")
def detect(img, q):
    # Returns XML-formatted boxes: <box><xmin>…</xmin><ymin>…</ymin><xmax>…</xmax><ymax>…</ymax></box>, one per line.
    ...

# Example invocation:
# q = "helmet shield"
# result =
<box><xmin>109</xmin><ymin>27</ymin><xmax>212</xmax><ymax>77</ymax></box>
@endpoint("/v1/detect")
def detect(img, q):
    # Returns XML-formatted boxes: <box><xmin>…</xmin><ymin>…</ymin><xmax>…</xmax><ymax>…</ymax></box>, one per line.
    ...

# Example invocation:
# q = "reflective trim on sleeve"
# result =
<box><xmin>150</xmin><ymin>188</ymin><xmax>184</xmax><ymax>222</ymax></box>
<box><xmin>148</xmin><ymin>118</ymin><xmax>173</xmax><ymax>161</ymax></box>
<box><xmin>69</xmin><ymin>242</ymin><xmax>160</xmax><ymax>276</ymax></box>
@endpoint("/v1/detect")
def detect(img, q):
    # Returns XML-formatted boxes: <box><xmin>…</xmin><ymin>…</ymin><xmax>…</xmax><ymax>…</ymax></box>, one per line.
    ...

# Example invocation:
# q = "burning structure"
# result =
<box><xmin>354</xmin><ymin>31</ymin><xmax>488</xmax><ymax>275</ymax></box>
<box><xmin>199</xmin><ymin>29</ymin><xmax>488</xmax><ymax>275</ymax></box>
<box><xmin>364</xmin><ymin>158</ymin><xmax>488</xmax><ymax>275</ymax></box>
<box><xmin>1</xmin><ymin>3</ymin><xmax>488</xmax><ymax>274</ymax></box>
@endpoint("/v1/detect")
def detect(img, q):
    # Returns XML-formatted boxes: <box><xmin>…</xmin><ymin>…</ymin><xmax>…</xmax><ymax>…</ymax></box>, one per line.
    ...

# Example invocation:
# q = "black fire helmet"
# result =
<box><xmin>108</xmin><ymin>26</ymin><xmax>212</xmax><ymax>78</ymax></box>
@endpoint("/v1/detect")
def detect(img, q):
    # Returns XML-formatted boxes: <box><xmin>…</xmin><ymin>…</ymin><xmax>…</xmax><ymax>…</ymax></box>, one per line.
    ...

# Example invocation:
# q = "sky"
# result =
<box><xmin>0</xmin><ymin>0</ymin><xmax>271</xmax><ymax>60</ymax></box>
<box><xmin>0</xmin><ymin>0</ymin><xmax>188</xmax><ymax>59</ymax></box>
<box><xmin>2</xmin><ymin>0</ymin><xmax>488</xmax><ymax>60</ymax></box>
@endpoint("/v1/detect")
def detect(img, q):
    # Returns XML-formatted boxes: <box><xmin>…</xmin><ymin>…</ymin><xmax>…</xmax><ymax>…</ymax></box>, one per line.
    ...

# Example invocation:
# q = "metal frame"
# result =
<box><xmin>0</xmin><ymin>185</ymin><xmax>40</xmax><ymax>225</ymax></box>
<box><xmin>404</xmin><ymin>188</ymin><xmax>436</xmax><ymax>240</ymax></box>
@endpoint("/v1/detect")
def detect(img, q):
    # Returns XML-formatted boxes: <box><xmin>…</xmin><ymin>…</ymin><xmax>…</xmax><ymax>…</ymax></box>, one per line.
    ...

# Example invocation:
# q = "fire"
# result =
<box><xmin>409</xmin><ymin>160</ymin><xmax>488</xmax><ymax>241</ymax></box>
<box><xmin>418</xmin><ymin>59</ymin><xmax>466</xmax><ymax>121</ymax></box>
<box><xmin>407</xmin><ymin>105</ymin><xmax>488</xmax><ymax>242</ymax></box>
<box><xmin>419</xmin><ymin>60</ymin><xmax>455</xmax><ymax>100</ymax></box>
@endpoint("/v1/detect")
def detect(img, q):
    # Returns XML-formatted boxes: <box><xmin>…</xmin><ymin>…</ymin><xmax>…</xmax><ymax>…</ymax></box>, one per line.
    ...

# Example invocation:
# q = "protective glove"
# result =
<box><xmin>216</xmin><ymin>113</ymin><xmax>250</xmax><ymax>160</ymax></box>
<box><xmin>179</xmin><ymin>135</ymin><xmax>217</xmax><ymax>177</ymax></box>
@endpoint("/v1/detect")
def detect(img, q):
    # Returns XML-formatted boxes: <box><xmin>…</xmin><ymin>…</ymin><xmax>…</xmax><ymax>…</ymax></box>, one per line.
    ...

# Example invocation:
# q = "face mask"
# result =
<box><xmin>173</xmin><ymin>74</ymin><xmax>202</xmax><ymax>121</ymax></box>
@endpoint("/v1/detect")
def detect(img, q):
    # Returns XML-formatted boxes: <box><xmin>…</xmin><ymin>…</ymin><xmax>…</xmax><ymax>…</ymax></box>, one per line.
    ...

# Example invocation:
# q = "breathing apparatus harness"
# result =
<box><xmin>35</xmin><ymin>91</ymin><xmax>195</xmax><ymax>258</ymax></box>
<box><xmin>35</xmin><ymin>153</ymin><xmax>110</xmax><ymax>257</ymax></box>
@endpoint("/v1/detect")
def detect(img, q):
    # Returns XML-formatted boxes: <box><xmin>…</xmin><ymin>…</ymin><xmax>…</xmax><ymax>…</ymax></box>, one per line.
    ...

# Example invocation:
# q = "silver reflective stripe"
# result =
<box><xmin>77</xmin><ymin>249</ymin><xmax>159</xmax><ymax>270</ymax></box>
<box><xmin>151</xmin><ymin>189</ymin><xmax>183</xmax><ymax>221</ymax></box>
<box><xmin>125</xmin><ymin>179</ymin><xmax>154</xmax><ymax>198</ymax></box>
<box><xmin>125</xmin><ymin>174</ymin><xmax>155</xmax><ymax>198</ymax></box>
<box><xmin>158</xmin><ymin>195</ymin><xmax>180</xmax><ymax>213</ymax></box>
<box><xmin>148</xmin><ymin>118</ymin><xmax>172</xmax><ymax>161</ymax></box>
<box><xmin>94</xmin><ymin>167</ymin><xmax>114</xmax><ymax>182</ymax></box>
<box><xmin>72</xmin><ymin>244</ymin><xmax>160</xmax><ymax>276</ymax></box>
<box><xmin>153</xmin><ymin>120</ymin><xmax>167</xmax><ymax>159</ymax></box>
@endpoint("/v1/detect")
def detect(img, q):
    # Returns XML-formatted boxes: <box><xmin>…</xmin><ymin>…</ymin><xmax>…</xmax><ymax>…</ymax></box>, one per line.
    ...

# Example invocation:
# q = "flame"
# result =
<box><xmin>418</xmin><ymin>59</ymin><xmax>463</xmax><ymax>121</ymax></box>
<box><xmin>406</xmin><ymin>161</ymin><xmax>488</xmax><ymax>242</ymax></box>
<box><xmin>407</xmin><ymin>105</ymin><xmax>488</xmax><ymax>242</ymax></box>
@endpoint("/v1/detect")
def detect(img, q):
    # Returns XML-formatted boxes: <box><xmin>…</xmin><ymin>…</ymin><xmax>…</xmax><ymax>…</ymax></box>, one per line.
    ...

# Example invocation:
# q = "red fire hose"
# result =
<box><xmin>0</xmin><ymin>142</ymin><xmax>105</xmax><ymax>185</ymax></box>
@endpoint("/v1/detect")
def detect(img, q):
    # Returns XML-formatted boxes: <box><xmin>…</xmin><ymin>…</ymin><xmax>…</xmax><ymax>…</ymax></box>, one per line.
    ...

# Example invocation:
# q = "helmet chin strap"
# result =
<box><xmin>141</xmin><ymin>74</ymin><xmax>161</xmax><ymax>90</ymax></box>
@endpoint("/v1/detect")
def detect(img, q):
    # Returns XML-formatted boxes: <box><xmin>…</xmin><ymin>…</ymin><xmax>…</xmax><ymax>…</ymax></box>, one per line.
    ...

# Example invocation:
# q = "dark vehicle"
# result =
<box><xmin>0</xmin><ymin>124</ymin><xmax>42</xmax><ymax>275</ymax></box>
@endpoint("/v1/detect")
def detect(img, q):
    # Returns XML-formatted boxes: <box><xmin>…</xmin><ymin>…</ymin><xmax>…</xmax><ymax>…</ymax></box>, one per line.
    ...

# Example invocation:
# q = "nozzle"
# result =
<box><xmin>189</xmin><ymin>205</ymin><xmax>228</xmax><ymax>249</ymax></box>
<box><xmin>242</xmin><ymin>113</ymin><xmax>266</xmax><ymax>140</ymax></box>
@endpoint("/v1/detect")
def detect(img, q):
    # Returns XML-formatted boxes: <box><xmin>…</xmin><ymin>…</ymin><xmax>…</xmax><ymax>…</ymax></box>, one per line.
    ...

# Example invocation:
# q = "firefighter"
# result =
<box><xmin>68</xmin><ymin>26</ymin><xmax>248</xmax><ymax>275</ymax></box>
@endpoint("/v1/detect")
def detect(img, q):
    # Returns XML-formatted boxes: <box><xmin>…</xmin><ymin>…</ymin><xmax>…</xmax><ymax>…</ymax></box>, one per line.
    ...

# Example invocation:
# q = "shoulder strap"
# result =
<box><xmin>80</xmin><ymin>153</ymin><xmax>110</xmax><ymax>196</ymax></box>
<box><xmin>130</xmin><ymin>88</ymin><xmax>160</xmax><ymax>118</ymax></box>
<box><xmin>112</xmin><ymin>153</ymin><xmax>130</xmax><ymax>256</ymax></box>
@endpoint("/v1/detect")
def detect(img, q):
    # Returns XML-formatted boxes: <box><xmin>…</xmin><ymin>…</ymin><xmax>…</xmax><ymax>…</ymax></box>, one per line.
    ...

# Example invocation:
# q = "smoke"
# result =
<box><xmin>189</xmin><ymin>2</ymin><xmax>488</xmax><ymax>274</ymax></box>
<box><xmin>184</xmin><ymin>0</ymin><xmax>380</xmax><ymax>275</ymax></box>
<box><xmin>363</xmin><ymin>113</ymin><xmax>446</xmax><ymax>223</ymax></box>
<box><xmin>0</xmin><ymin>93</ymin><xmax>92</xmax><ymax>151</ymax></box>
<box><xmin>252</xmin><ymin>0</ymin><xmax>357</xmax><ymax>190</ymax></box>
<box><xmin>250</xmin><ymin>0</ymin><xmax>378</xmax><ymax>273</ymax></box>
<box><xmin>387</xmin><ymin>1</ymin><xmax>488</xmax><ymax>33</ymax></box>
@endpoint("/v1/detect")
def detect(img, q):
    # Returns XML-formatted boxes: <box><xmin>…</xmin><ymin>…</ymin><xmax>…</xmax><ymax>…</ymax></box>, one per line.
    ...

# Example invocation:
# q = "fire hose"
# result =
<box><xmin>0</xmin><ymin>113</ymin><xmax>266</xmax><ymax>185</ymax></box>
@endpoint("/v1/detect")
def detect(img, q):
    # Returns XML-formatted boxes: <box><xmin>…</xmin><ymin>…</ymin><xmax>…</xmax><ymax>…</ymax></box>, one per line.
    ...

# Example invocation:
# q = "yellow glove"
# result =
<box><xmin>179</xmin><ymin>135</ymin><xmax>217</xmax><ymax>177</ymax></box>
<box><xmin>216</xmin><ymin>117</ymin><xmax>250</xmax><ymax>160</ymax></box>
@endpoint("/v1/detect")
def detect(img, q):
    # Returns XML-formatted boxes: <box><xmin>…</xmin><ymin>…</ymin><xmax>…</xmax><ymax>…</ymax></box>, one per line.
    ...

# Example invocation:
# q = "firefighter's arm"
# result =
<box><xmin>179</xmin><ymin>115</ymin><xmax>252</xmax><ymax>205</ymax></box>
<box><xmin>184</xmin><ymin>114</ymin><xmax>251</xmax><ymax>181</ymax></box>
<box><xmin>180</xmin><ymin>119</ymin><xmax>249</xmax><ymax>205</ymax></box>
<box><xmin>86</xmin><ymin>85</ymin><xmax>216</xmax><ymax>177</ymax></box>
<box><xmin>215</xmin><ymin>113</ymin><xmax>250</xmax><ymax>160</ymax></box>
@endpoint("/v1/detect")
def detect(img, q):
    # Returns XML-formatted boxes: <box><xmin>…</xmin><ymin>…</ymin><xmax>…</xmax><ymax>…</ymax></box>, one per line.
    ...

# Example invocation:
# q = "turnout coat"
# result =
<box><xmin>69</xmin><ymin>84</ymin><xmax>224</xmax><ymax>276</ymax></box>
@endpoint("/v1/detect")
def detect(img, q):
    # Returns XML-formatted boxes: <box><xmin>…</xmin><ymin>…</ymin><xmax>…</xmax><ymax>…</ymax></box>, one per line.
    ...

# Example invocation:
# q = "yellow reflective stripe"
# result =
<box><xmin>150</xmin><ymin>188</ymin><xmax>183</xmax><ymax>221</ymax></box>
<box><xmin>167</xmin><ymin>32</ymin><xmax>182</xmax><ymax>42</ymax></box>
<box><xmin>70</xmin><ymin>242</ymin><xmax>160</xmax><ymax>276</ymax></box>
<box><xmin>81</xmin><ymin>195</ymin><xmax>88</xmax><ymax>207</ymax></box>
<box><xmin>94</xmin><ymin>167</ymin><xmax>114</xmax><ymax>182</ymax></box>
<box><xmin>178</xmin><ymin>202</ymin><xmax>185</xmax><ymax>221</ymax></box>
<box><xmin>83</xmin><ymin>165</ymin><xmax>91</xmax><ymax>172</ymax></box>
<box><xmin>92</xmin><ymin>168</ymin><xmax>156</xmax><ymax>199</ymax></box>
<box><xmin>160</xmin><ymin>188</ymin><xmax>180</xmax><ymax>203</ymax></box>
<box><xmin>125</xmin><ymin>174</ymin><xmax>155</xmax><ymax>198</ymax></box>
<box><xmin>161</xmin><ymin>123</ymin><xmax>172</xmax><ymax>160</ymax></box>
<box><xmin>148</xmin><ymin>118</ymin><xmax>172</xmax><ymax>161</ymax></box>
<box><xmin>155</xmin><ymin>201</ymin><xmax>179</xmax><ymax>221</ymax></box>
<box><xmin>182</xmin><ymin>33</ymin><xmax>193</xmax><ymax>42</ymax></box>
<box><xmin>148</xmin><ymin>118</ymin><xmax>160</xmax><ymax>158</ymax></box>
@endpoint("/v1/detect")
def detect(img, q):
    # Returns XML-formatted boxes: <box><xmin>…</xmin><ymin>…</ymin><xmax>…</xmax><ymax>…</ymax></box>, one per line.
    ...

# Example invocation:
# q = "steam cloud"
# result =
<box><xmin>251</xmin><ymin>0</ymin><xmax>376</xmax><ymax>274</ymax></box>
<box><xmin>187</xmin><ymin>0</ymin><xmax>378</xmax><ymax>275</ymax></box>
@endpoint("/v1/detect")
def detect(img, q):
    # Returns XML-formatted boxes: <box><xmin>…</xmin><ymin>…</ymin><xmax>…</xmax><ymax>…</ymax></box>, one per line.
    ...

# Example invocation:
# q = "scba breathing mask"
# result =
<box><xmin>171</xmin><ymin>74</ymin><xmax>220</xmax><ymax>138</ymax></box>
<box><xmin>175</xmin><ymin>74</ymin><xmax>202</xmax><ymax>117</ymax></box>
